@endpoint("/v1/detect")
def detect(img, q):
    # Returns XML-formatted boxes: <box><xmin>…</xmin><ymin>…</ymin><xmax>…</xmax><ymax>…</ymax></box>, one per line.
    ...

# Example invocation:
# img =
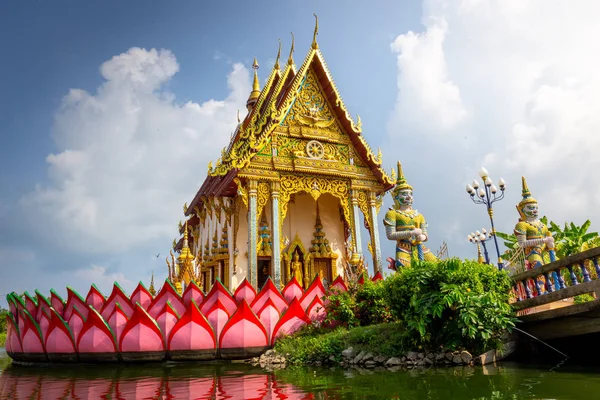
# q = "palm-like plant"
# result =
<box><xmin>550</xmin><ymin>219</ymin><xmax>598</xmax><ymax>258</ymax></box>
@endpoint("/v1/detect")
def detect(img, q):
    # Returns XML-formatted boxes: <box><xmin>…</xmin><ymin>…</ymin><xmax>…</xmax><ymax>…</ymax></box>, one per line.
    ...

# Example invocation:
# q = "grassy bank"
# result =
<box><xmin>275</xmin><ymin>323</ymin><xmax>410</xmax><ymax>365</ymax></box>
<box><xmin>0</xmin><ymin>332</ymin><xmax>6</xmax><ymax>348</ymax></box>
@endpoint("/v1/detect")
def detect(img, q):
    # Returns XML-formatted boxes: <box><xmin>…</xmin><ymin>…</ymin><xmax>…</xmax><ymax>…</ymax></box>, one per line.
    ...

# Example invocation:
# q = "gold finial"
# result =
<box><xmin>356</xmin><ymin>114</ymin><xmax>362</xmax><ymax>131</ymax></box>
<box><xmin>394</xmin><ymin>161</ymin><xmax>413</xmax><ymax>192</ymax></box>
<box><xmin>521</xmin><ymin>176</ymin><xmax>531</xmax><ymax>199</ymax></box>
<box><xmin>312</xmin><ymin>13</ymin><xmax>319</xmax><ymax>49</ymax></box>
<box><xmin>207</xmin><ymin>161</ymin><xmax>213</xmax><ymax>173</ymax></box>
<box><xmin>172</xmin><ymin>238</ymin><xmax>177</xmax><ymax>249</ymax></box>
<box><xmin>288</xmin><ymin>32</ymin><xmax>295</xmax><ymax>65</ymax></box>
<box><xmin>237</xmin><ymin>109</ymin><xmax>241</xmax><ymax>124</ymax></box>
<box><xmin>246</xmin><ymin>58</ymin><xmax>261</xmax><ymax>110</ymax></box>
<box><xmin>149</xmin><ymin>271</ymin><xmax>156</xmax><ymax>296</ymax></box>
<box><xmin>183</xmin><ymin>220</ymin><xmax>189</xmax><ymax>242</ymax></box>
<box><xmin>183</xmin><ymin>202</ymin><xmax>188</xmax><ymax>214</ymax></box>
<box><xmin>275</xmin><ymin>39</ymin><xmax>282</xmax><ymax>70</ymax></box>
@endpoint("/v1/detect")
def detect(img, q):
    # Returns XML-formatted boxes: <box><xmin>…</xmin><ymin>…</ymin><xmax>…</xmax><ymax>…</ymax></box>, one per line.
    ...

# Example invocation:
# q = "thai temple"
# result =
<box><xmin>3</xmin><ymin>17</ymin><xmax>399</xmax><ymax>365</ymax></box>
<box><xmin>167</xmin><ymin>18</ymin><xmax>394</xmax><ymax>294</ymax></box>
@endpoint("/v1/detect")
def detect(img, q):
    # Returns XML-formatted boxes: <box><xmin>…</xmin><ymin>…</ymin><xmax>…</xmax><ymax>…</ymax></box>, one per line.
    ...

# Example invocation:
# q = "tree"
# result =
<box><xmin>0</xmin><ymin>306</ymin><xmax>8</xmax><ymax>333</ymax></box>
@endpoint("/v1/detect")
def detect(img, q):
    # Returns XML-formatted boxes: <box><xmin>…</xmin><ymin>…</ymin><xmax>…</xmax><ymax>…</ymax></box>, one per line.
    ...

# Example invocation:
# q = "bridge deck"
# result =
<box><xmin>511</xmin><ymin>247</ymin><xmax>600</xmax><ymax>340</ymax></box>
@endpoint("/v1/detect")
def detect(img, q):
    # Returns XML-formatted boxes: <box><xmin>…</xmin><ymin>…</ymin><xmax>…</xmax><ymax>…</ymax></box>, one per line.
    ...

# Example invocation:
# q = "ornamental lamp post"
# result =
<box><xmin>465</xmin><ymin>167</ymin><xmax>506</xmax><ymax>270</ymax></box>
<box><xmin>467</xmin><ymin>228</ymin><xmax>493</xmax><ymax>265</ymax></box>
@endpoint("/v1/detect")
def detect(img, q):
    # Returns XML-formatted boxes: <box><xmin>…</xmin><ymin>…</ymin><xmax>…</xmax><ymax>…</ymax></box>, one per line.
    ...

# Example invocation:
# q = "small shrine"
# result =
<box><xmin>169</xmin><ymin>18</ymin><xmax>394</xmax><ymax>293</ymax></box>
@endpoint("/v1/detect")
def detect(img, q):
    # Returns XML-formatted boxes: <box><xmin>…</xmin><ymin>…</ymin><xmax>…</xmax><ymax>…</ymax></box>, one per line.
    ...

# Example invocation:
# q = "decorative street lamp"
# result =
<box><xmin>465</xmin><ymin>167</ymin><xmax>506</xmax><ymax>270</ymax></box>
<box><xmin>467</xmin><ymin>228</ymin><xmax>493</xmax><ymax>265</ymax></box>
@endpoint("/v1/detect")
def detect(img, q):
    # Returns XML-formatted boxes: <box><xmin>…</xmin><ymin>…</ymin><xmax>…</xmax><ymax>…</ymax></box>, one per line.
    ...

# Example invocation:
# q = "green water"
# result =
<box><xmin>1</xmin><ymin>348</ymin><xmax>599</xmax><ymax>399</ymax></box>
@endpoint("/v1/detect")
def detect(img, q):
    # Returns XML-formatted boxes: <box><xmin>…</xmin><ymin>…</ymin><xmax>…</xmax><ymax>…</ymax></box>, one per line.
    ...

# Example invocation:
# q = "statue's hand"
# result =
<box><xmin>544</xmin><ymin>236</ymin><xmax>555</xmax><ymax>249</ymax></box>
<box><xmin>410</xmin><ymin>228</ymin><xmax>422</xmax><ymax>236</ymax></box>
<box><xmin>417</xmin><ymin>234</ymin><xmax>427</xmax><ymax>243</ymax></box>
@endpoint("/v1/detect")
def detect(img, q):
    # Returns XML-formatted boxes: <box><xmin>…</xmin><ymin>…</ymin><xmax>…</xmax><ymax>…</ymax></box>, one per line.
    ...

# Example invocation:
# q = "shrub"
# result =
<box><xmin>574</xmin><ymin>293</ymin><xmax>595</xmax><ymax>304</ymax></box>
<box><xmin>324</xmin><ymin>277</ymin><xmax>393</xmax><ymax>328</ymax></box>
<box><xmin>383</xmin><ymin>258</ymin><xmax>516</xmax><ymax>354</ymax></box>
<box><xmin>0</xmin><ymin>332</ymin><xmax>6</xmax><ymax>348</ymax></box>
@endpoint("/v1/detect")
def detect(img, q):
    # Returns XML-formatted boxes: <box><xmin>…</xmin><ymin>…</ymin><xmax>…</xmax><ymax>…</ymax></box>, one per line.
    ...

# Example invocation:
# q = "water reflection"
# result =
<box><xmin>3</xmin><ymin>354</ymin><xmax>600</xmax><ymax>399</ymax></box>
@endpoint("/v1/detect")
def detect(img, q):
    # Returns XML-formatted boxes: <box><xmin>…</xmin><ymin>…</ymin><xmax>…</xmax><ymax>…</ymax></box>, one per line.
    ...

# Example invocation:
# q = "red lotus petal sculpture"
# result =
<box><xmin>45</xmin><ymin>307</ymin><xmax>77</xmax><ymax>362</ymax></box>
<box><xmin>219</xmin><ymin>300</ymin><xmax>269</xmax><ymax>359</ymax></box>
<box><xmin>299</xmin><ymin>276</ymin><xmax>325</xmax><ymax>311</ymax></box>
<box><xmin>256</xmin><ymin>298</ymin><xmax>281</xmax><ymax>346</ymax></box>
<box><xmin>155</xmin><ymin>301</ymin><xmax>179</xmax><ymax>344</ymax></box>
<box><xmin>182</xmin><ymin>280</ymin><xmax>204</xmax><ymax>307</ymax></box>
<box><xmin>201</xmin><ymin>279</ymin><xmax>237</xmax><ymax>316</ymax></box>
<box><xmin>168</xmin><ymin>300</ymin><xmax>216</xmax><ymax>361</ymax></box>
<box><xmin>77</xmin><ymin>306</ymin><xmax>118</xmax><ymax>362</ymax></box>
<box><xmin>282</xmin><ymin>276</ymin><xmax>304</xmax><ymax>304</ymax></box>
<box><xmin>85</xmin><ymin>284</ymin><xmax>106</xmax><ymax>311</ymax></box>
<box><xmin>64</xmin><ymin>287</ymin><xmax>89</xmax><ymax>322</ymax></box>
<box><xmin>130</xmin><ymin>281</ymin><xmax>154</xmax><ymax>310</ymax></box>
<box><xmin>19</xmin><ymin>309</ymin><xmax>47</xmax><ymax>362</ymax></box>
<box><xmin>271</xmin><ymin>298</ymin><xmax>311</xmax><ymax>344</ymax></box>
<box><xmin>233</xmin><ymin>278</ymin><xmax>257</xmax><ymax>305</ymax></box>
<box><xmin>119</xmin><ymin>303</ymin><xmax>165</xmax><ymax>362</ymax></box>
<box><xmin>147</xmin><ymin>280</ymin><xmax>186</xmax><ymax>320</ymax></box>
<box><xmin>250</xmin><ymin>278</ymin><xmax>288</xmax><ymax>315</ymax></box>
<box><xmin>100</xmin><ymin>283</ymin><xmax>133</xmax><ymax>320</ymax></box>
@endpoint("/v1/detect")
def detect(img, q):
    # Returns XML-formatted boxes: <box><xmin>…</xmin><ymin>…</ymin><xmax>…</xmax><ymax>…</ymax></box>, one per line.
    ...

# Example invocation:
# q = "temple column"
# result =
<box><xmin>271</xmin><ymin>181</ymin><xmax>281</xmax><ymax>289</ymax></box>
<box><xmin>351</xmin><ymin>189</ymin><xmax>362</xmax><ymax>257</ymax></box>
<box><xmin>369</xmin><ymin>191</ymin><xmax>383</xmax><ymax>273</ymax></box>
<box><xmin>247</xmin><ymin>179</ymin><xmax>258</xmax><ymax>289</ymax></box>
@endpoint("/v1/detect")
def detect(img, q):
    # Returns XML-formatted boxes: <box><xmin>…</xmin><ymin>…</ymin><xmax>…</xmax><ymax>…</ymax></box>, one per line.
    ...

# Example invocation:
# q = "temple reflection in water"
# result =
<box><xmin>0</xmin><ymin>364</ymin><xmax>316</xmax><ymax>400</ymax></box>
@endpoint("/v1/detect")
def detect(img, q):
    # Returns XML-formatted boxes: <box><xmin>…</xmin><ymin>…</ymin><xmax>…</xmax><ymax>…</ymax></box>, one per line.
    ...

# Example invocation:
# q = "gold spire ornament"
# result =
<box><xmin>149</xmin><ymin>271</ymin><xmax>156</xmax><ymax>296</ymax></box>
<box><xmin>275</xmin><ymin>39</ymin><xmax>282</xmax><ymax>70</ymax></box>
<box><xmin>311</xmin><ymin>13</ymin><xmax>319</xmax><ymax>49</ymax></box>
<box><xmin>246</xmin><ymin>58</ymin><xmax>261</xmax><ymax>110</ymax></box>
<box><xmin>394</xmin><ymin>161</ymin><xmax>413</xmax><ymax>192</ymax></box>
<box><xmin>288</xmin><ymin>32</ymin><xmax>295</xmax><ymax>65</ymax></box>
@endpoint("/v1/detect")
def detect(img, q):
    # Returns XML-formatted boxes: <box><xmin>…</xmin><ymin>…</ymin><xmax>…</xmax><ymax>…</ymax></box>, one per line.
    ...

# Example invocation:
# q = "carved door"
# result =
<box><xmin>313</xmin><ymin>258</ymin><xmax>331</xmax><ymax>283</ymax></box>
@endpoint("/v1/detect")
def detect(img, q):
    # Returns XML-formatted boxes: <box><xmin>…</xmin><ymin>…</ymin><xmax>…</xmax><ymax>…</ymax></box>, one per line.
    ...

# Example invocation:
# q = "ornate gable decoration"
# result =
<box><xmin>206</xmin><ymin>28</ymin><xmax>393</xmax><ymax>192</ymax></box>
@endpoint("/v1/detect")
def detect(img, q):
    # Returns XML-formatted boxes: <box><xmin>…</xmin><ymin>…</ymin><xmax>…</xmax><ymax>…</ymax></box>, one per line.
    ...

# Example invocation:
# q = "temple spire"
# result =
<box><xmin>288</xmin><ymin>32</ymin><xmax>295</xmax><ymax>65</ymax></box>
<box><xmin>311</xmin><ymin>13</ymin><xmax>319</xmax><ymax>49</ymax></box>
<box><xmin>149</xmin><ymin>271</ymin><xmax>156</xmax><ymax>296</ymax></box>
<box><xmin>246</xmin><ymin>58</ymin><xmax>260</xmax><ymax>111</ymax></box>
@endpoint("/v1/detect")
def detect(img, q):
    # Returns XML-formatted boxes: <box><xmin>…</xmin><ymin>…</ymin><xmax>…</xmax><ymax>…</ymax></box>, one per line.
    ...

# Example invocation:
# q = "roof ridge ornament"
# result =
<box><xmin>275</xmin><ymin>39</ymin><xmax>282</xmax><ymax>70</ymax></box>
<box><xmin>312</xmin><ymin>13</ymin><xmax>319</xmax><ymax>49</ymax></box>
<box><xmin>288</xmin><ymin>32</ymin><xmax>295</xmax><ymax>65</ymax></box>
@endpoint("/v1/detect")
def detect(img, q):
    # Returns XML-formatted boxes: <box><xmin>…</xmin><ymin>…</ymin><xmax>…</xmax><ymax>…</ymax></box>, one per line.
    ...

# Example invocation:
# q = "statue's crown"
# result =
<box><xmin>517</xmin><ymin>176</ymin><xmax>538</xmax><ymax>218</ymax></box>
<box><xmin>393</xmin><ymin>161</ymin><xmax>413</xmax><ymax>193</ymax></box>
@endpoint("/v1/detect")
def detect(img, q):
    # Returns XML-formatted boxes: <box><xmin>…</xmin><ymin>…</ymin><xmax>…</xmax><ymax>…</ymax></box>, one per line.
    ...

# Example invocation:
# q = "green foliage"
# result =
<box><xmin>0</xmin><ymin>332</ymin><xmax>5</xmax><ymax>348</ymax></box>
<box><xmin>324</xmin><ymin>278</ymin><xmax>393</xmax><ymax>328</ymax></box>
<box><xmin>384</xmin><ymin>258</ymin><xmax>516</xmax><ymax>354</ymax></box>
<box><xmin>573</xmin><ymin>293</ymin><xmax>595</xmax><ymax>304</ymax></box>
<box><xmin>0</xmin><ymin>307</ymin><xmax>7</xmax><ymax>334</ymax></box>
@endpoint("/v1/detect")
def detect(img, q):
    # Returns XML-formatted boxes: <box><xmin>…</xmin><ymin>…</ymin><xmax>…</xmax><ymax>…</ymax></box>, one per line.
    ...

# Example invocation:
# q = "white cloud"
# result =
<box><xmin>386</xmin><ymin>0</ymin><xmax>600</xmax><ymax>260</ymax></box>
<box><xmin>21</xmin><ymin>47</ymin><xmax>250</xmax><ymax>256</ymax></box>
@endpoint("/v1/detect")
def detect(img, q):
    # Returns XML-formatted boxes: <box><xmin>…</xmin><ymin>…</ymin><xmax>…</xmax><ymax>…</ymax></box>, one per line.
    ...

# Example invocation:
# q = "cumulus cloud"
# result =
<box><xmin>386</xmin><ymin>0</ymin><xmax>600</xmax><ymax>260</ymax></box>
<box><xmin>21</xmin><ymin>47</ymin><xmax>250</xmax><ymax>256</ymax></box>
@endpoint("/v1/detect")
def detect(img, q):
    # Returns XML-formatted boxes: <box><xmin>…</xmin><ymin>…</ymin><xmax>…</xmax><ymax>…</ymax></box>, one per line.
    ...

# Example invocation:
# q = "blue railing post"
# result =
<box><xmin>579</xmin><ymin>261</ymin><xmax>592</xmax><ymax>283</ymax></box>
<box><xmin>567</xmin><ymin>265</ymin><xmax>579</xmax><ymax>286</ymax></box>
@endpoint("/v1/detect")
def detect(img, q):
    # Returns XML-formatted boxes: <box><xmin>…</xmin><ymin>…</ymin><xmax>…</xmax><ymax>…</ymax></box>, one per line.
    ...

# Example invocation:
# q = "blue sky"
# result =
<box><xmin>2</xmin><ymin>0</ymin><xmax>600</xmax><ymax>306</ymax></box>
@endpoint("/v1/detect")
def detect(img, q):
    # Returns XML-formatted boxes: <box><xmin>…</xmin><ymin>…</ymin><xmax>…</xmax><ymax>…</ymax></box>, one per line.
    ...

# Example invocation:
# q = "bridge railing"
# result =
<box><xmin>511</xmin><ymin>246</ymin><xmax>600</xmax><ymax>312</ymax></box>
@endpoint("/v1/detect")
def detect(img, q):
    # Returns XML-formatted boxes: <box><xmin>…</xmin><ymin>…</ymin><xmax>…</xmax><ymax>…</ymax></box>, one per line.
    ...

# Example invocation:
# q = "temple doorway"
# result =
<box><xmin>257</xmin><ymin>257</ymin><xmax>271</xmax><ymax>289</ymax></box>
